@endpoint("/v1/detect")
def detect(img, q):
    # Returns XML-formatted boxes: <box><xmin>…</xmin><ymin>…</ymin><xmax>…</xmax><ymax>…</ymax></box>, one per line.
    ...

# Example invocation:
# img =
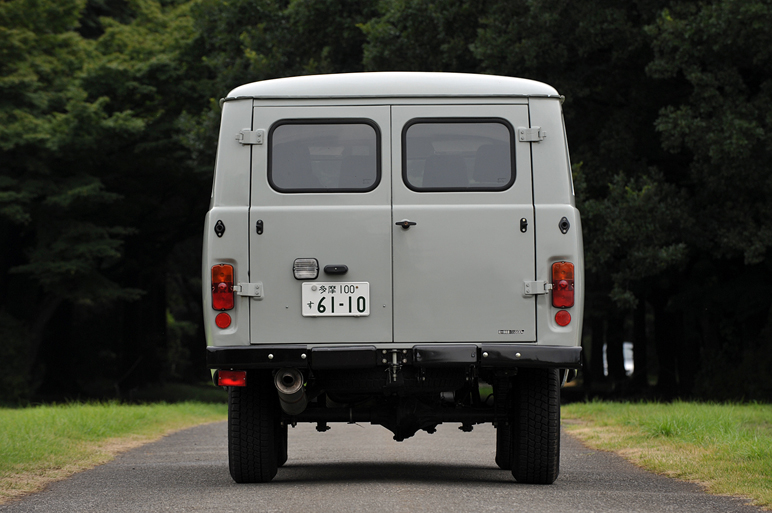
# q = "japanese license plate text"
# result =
<box><xmin>301</xmin><ymin>282</ymin><xmax>370</xmax><ymax>317</ymax></box>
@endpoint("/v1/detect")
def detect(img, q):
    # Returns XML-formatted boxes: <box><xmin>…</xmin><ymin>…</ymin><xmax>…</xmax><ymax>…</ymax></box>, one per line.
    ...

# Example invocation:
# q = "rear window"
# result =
<box><xmin>269</xmin><ymin>120</ymin><xmax>380</xmax><ymax>193</ymax></box>
<box><xmin>403</xmin><ymin>119</ymin><xmax>515</xmax><ymax>191</ymax></box>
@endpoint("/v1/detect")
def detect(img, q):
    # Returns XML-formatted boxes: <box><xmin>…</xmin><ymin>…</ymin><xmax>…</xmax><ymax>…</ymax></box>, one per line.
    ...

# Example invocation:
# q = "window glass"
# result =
<box><xmin>403</xmin><ymin>121</ymin><xmax>514</xmax><ymax>191</ymax></box>
<box><xmin>270</xmin><ymin>121</ymin><xmax>380</xmax><ymax>192</ymax></box>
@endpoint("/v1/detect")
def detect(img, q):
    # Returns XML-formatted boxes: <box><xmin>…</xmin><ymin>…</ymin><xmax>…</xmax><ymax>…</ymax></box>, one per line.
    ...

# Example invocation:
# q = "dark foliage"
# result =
<box><xmin>1</xmin><ymin>0</ymin><xmax>770</xmax><ymax>403</ymax></box>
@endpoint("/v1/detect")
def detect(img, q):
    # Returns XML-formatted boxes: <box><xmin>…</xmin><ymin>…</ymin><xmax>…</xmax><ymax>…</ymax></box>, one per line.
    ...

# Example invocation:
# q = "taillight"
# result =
<box><xmin>552</xmin><ymin>262</ymin><xmax>574</xmax><ymax>308</ymax></box>
<box><xmin>212</xmin><ymin>264</ymin><xmax>234</xmax><ymax>310</ymax></box>
<box><xmin>218</xmin><ymin>370</ymin><xmax>246</xmax><ymax>387</ymax></box>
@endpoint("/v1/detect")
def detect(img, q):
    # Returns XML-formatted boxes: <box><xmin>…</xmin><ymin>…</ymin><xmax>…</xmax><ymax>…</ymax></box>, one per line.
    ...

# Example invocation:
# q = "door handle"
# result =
<box><xmin>396</xmin><ymin>220</ymin><xmax>417</xmax><ymax>229</ymax></box>
<box><xmin>324</xmin><ymin>265</ymin><xmax>348</xmax><ymax>275</ymax></box>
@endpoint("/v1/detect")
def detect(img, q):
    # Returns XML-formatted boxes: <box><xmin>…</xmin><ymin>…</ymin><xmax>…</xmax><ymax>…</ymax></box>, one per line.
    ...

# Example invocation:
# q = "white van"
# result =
<box><xmin>203</xmin><ymin>72</ymin><xmax>583</xmax><ymax>484</ymax></box>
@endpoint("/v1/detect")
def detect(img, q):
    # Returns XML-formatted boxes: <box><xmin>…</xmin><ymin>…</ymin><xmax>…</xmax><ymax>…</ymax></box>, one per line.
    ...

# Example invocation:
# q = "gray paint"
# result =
<box><xmin>203</xmin><ymin>73</ymin><xmax>583</xmax><ymax>351</ymax></box>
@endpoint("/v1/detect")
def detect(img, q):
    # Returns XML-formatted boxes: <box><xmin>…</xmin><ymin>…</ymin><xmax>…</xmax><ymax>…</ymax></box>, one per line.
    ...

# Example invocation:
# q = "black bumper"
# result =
<box><xmin>206</xmin><ymin>344</ymin><xmax>581</xmax><ymax>370</ymax></box>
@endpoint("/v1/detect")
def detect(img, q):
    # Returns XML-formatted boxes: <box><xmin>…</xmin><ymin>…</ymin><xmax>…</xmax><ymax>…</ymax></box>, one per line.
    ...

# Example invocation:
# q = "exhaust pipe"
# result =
<box><xmin>274</xmin><ymin>368</ymin><xmax>308</xmax><ymax>415</ymax></box>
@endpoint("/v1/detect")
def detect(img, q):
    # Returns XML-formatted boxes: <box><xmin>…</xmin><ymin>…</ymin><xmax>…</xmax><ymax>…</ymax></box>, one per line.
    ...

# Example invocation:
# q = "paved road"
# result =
<box><xmin>1</xmin><ymin>421</ymin><xmax>763</xmax><ymax>512</ymax></box>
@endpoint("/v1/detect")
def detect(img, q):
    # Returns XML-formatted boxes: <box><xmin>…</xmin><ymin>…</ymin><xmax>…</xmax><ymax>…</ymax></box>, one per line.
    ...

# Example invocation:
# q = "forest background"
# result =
<box><xmin>1</xmin><ymin>0</ymin><xmax>771</xmax><ymax>404</ymax></box>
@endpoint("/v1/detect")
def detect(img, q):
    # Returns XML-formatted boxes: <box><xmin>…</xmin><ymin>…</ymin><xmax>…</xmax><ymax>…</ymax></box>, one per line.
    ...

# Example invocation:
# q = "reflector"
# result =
<box><xmin>215</xmin><ymin>312</ymin><xmax>231</xmax><ymax>329</ymax></box>
<box><xmin>218</xmin><ymin>370</ymin><xmax>247</xmax><ymax>387</ymax></box>
<box><xmin>555</xmin><ymin>310</ymin><xmax>571</xmax><ymax>326</ymax></box>
<box><xmin>552</xmin><ymin>262</ymin><xmax>575</xmax><ymax>308</ymax></box>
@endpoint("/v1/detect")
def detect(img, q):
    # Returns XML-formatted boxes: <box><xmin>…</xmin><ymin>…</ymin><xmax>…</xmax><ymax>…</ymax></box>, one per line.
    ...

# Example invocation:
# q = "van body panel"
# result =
<box><xmin>391</xmin><ymin>105</ymin><xmax>536</xmax><ymax>343</ymax></box>
<box><xmin>534</xmin><ymin>205</ymin><xmax>584</xmax><ymax>347</ymax></box>
<box><xmin>248</xmin><ymin>205</ymin><xmax>393</xmax><ymax>344</ymax></box>
<box><xmin>248</xmin><ymin>106</ymin><xmax>393</xmax><ymax>345</ymax></box>
<box><xmin>204</xmin><ymin>87</ymin><xmax>584</xmax><ymax>351</ymax></box>
<box><xmin>528</xmin><ymin>98</ymin><xmax>574</xmax><ymax>206</ymax></box>
<box><xmin>226</xmin><ymin>72</ymin><xmax>559</xmax><ymax>100</ymax></box>
<box><xmin>212</xmin><ymin>101</ymin><xmax>252</xmax><ymax>208</ymax></box>
<box><xmin>203</xmin><ymin>207</ymin><xmax>250</xmax><ymax>347</ymax></box>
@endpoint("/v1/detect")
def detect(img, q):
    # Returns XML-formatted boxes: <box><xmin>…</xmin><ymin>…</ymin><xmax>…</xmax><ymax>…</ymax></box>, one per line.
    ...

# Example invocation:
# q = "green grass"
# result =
<box><xmin>0</xmin><ymin>401</ymin><xmax>226</xmax><ymax>503</ymax></box>
<box><xmin>563</xmin><ymin>401</ymin><xmax>772</xmax><ymax>510</ymax></box>
<box><xmin>129</xmin><ymin>382</ymin><xmax>228</xmax><ymax>403</ymax></box>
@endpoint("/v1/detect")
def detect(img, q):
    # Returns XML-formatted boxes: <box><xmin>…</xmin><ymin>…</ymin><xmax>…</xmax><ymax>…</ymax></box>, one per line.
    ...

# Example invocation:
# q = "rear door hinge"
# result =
<box><xmin>236</xmin><ymin>129</ymin><xmax>265</xmax><ymax>145</ymax></box>
<box><xmin>234</xmin><ymin>282</ymin><xmax>264</xmax><ymax>299</ymax></box>
<box><xmin>517</xmin><ymin>127</ymin><xmax>547</xmax><ymax>142</ymax></box>
<box><xmin>524</xmin><ymin>281</ymin><xmax>552</xmax><ymax>296</ymax></box>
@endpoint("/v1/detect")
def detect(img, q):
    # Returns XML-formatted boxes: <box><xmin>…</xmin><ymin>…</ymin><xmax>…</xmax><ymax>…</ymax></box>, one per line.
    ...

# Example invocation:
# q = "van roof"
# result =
<box><xmin>224</xmin><ymin>72</ymin><xmax>560</xmax><ymax>101</ymax></box>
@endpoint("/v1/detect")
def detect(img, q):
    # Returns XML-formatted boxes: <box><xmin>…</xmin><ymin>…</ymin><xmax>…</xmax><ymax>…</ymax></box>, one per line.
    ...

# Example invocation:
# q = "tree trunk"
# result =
<box><xmin>605</xmin><ymin>311</ymin><xmax>627</xmax><ymax>383</ymax></box>
<box><xmin>28</xmin><ymin>296</ymin><xmax>64</xmax><ymax>367</ymax></box>
<box><xmin>631</xmin><ymin>300</ymin><xmax>649</xmax><ymax>390</ymax></box>
<box><xmin>588</xmin><ymin>316</ymin><xmax>606</xmax><ymax>388</ymax></box>
<box><xmin>653</xmin><ymin>298</ymin><xmax>679</xmax><ymax>399</ymax></box>
<box><xmin>117</xmin><ymin>252</ymin><xmax>168</xmax><ymax>395</ymax></box>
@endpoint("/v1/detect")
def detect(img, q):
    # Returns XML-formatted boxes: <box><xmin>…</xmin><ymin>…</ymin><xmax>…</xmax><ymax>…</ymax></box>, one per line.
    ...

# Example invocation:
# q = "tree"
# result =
<box><xmin>0</xmin><ymin>0</ymin><xmax>145</xmax><ymax>401</ymax></box>
<box><xmin>4</xmin><ymin>0</ymin><xmax>770</xmax><ymax>403</ymax></box>
<box><xmin>646</xmin><ymin>0</ymin><xmax>772</xmax><ymax>399</ymax></box>
<box><xmin>0</xmin><ymin>0</ymin><xmax>211</xmax><ymax>401</ymax></box>
<box><xmin>362</xmin><ymin>0</ymin><xmax>483</xmax><ymax>72</ymax></box>
<box><xmin>80</xmin><ymin>0</ymin><xmax>211</xmax><ymax>393</ymax></box>
<box><xmin>473</xmin><ymin>0</ymin><xmax>688</xmax><ymax>393</ymax></box>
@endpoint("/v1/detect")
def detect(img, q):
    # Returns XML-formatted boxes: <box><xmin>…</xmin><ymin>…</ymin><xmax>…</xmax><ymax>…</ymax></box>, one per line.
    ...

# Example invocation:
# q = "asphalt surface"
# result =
<box><xmin>0</xmin><ymin>421</ymin><xmax>763</xmax><ymax>513</ymax></box>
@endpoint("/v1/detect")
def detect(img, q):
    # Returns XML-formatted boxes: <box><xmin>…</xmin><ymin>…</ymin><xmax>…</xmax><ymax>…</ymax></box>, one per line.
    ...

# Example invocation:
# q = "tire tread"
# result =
<box><xmin>511</xmin><ymin>368</ymin><xmax>560</xmax><ymax>484</ymax></box>
<box><xmin>228</xmin><ymin>372</ymin><xmax>278</xmax><ymax>483</ymax></box>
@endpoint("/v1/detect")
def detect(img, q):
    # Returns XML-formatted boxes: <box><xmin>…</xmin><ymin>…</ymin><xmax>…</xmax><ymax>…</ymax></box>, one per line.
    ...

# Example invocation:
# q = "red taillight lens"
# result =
<box><xmin>212</xmin><ymin>264</ymin><xmax>234</xmax><ymax>310</ymax></box>
<box><xmin>218</xmin><ymin>370</ymin><xmax>246</xmax><ymax>387</ymax></box>
<box><xmin>552</xmin><ymin>262</ymin><xmax>574</xmax><ymax>308</ymax></box>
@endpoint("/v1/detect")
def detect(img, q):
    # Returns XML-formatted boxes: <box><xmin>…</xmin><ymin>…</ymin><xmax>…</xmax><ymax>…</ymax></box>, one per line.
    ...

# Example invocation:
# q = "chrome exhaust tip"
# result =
<box><xmin>274</xmin><ymin>368</ymin><xmax>308</xmax><ymax>415</ymax></box>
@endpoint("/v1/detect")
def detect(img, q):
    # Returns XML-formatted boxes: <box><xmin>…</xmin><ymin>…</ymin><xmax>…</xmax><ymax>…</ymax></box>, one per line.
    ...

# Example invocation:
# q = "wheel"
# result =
<box><xmin>495</xmin><ymin>424</ymin><xmax>512</xmax><ymax>470</ymax></box>
<box><xmin>494</xmin><ymin>377</ymin><xmax>513</xmax><ymax>470</ymax></box>
<box><xmin>228</xmin><ymin>371</ymin><xmax>279</xmax><ymax>483</ymax></box>
<box><xmin>276</xmin><ymin>422</ymin><xmax>288</xmax><ymax>467</ymax></box>
<box><xmin>510</xmin><ymin>368</ymin><xmax>560</xmax><ymax>484</ymax></box>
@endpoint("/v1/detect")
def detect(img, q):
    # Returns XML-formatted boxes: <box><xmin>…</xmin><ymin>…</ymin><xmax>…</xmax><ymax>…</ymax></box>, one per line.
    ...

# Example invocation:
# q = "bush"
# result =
<box><xmin>694</xmin><ymin>344</ymin><xmax>772</xmax><ymax>402</ymax></box>
<box><xmin>0</xmin><ymin>311</ymin><xmax>33</xmax><ymax>404</ymax></box>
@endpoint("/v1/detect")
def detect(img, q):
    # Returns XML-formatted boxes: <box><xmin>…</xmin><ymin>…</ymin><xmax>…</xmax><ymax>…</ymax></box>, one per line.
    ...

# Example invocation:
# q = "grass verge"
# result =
<box><xmin>562</xmin><ymin>401</ymin><xmax>772</xmax><ymax>510</ymax></box>
<box><xmin>0</xmin><ymin>401</ymin><xmax>226</xmax><ymax>504</ymax></box>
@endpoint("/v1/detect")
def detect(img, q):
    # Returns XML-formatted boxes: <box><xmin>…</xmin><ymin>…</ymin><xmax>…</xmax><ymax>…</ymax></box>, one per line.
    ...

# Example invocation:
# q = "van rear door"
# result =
<box><xmin>391</xmin><ymin>105</ymin><xmax>536</xmax><ymax>343</ymax></box>
<box><xmin>248</xmin><ymin>106</ymin><xmax>392</xmax><ymax>344</ymax></box>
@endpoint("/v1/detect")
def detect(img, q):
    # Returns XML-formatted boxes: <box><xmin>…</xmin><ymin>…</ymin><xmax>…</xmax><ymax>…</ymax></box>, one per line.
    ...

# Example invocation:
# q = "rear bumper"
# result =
<box><xmin>206</xmin><ymin>344</ymin><xmax>581</xmax><ymax>370</ymax></box>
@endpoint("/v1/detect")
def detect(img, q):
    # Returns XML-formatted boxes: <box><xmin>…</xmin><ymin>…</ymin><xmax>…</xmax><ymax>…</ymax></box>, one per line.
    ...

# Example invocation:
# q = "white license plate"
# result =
<box><xmin>301</xmin><ymin>282</ymin><xmax>370</xmax><ymax>317</ymax></box>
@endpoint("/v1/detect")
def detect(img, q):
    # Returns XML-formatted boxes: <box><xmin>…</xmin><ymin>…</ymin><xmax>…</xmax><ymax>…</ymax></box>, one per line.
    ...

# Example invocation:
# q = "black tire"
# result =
<box><xmin>495</xmin><ymin>424</ymin><xmax>512</xmax><ymax>470</ymax></box>
<box><xmin>276</xmin><ymin>422</ymin><xmax>288</xmax><ymax>467</ymax></box>
<box><xmin>494</xmin><ymin>377</ymin><xmax>513</xmax><ymax>470</ymax></box>
<box><xmin>510</xmin><ymin>368</ymin><xmax>560</xmax><ymax>484</ymax></box>
<box><xmin>228</xmin><ymin>372</ymin><xmax>279</xmax><ymax>483</ymax></box>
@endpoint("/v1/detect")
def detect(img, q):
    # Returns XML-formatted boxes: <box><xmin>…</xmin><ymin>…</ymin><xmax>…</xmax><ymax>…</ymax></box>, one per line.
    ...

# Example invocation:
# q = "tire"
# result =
<box><xmin>228</xmin><ymin>372</ymin><xmax>279</xmax><ymax>483</ymax></box>
<box><xmin>510</xmin><ymin>368</ymin><xmax>560</xmax><ymax>484</ymax></box>
<box><xmin>495</xmin><ymin>424</ymin><xmax>512</xmax><ymax>470</ymax></box>
<box><xmin>276</xmin><ymin>422</ymin><xmax>288</xmax><ymax>467</ymax></box>
<box><xmin>494</xmin><ymin>377</ymin><xmax>513</xmax><ymax>470</ymax></box>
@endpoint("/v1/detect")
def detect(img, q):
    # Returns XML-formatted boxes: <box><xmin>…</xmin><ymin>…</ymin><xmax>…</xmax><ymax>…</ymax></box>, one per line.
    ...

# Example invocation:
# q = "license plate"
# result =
<box><xmin>301</xmin><ymin>282</ymin><xmax>370</xmax><ymax>317</ymax></box>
